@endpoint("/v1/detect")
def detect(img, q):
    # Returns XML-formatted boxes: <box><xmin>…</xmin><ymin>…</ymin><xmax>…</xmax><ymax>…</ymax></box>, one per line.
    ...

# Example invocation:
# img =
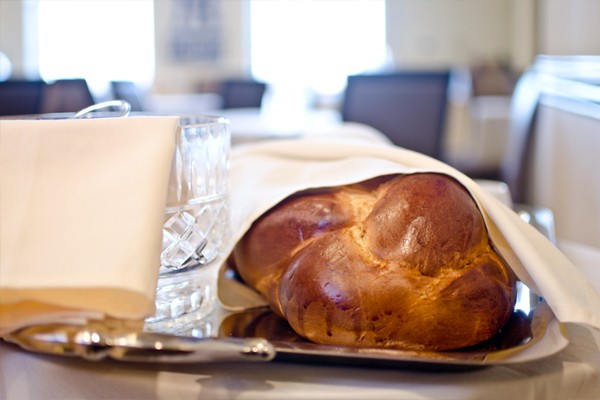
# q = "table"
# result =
<box><xmin>1</xmin><ymin>324</ymin><xmax>598</xmax><ymax>399</ymax></box>
<box><xmin>2</xmin><ymin>95</ymin><xmax>600</xmax><ymax>399</ymax></box>
<box><xmin>2</xmin><ymin>241</ymin><xmax>599</xmax><ymax>400</ymax></box>
<box><xmin>219</xmin><ymin>107</ymin><xmax>343</xmax><ymax>146</ymax></box>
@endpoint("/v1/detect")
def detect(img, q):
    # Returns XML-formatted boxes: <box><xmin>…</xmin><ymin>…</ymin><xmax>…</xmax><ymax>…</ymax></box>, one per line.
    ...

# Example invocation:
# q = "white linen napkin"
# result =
<box><xmin>0</xmin><ymin>116</ymin><xmax>179</xmax><ymax>336</ymax></box>
<box><xmin>219</xmin><ymin>124</ymin><xmax>600</xmax><ymax>332</ymax></box>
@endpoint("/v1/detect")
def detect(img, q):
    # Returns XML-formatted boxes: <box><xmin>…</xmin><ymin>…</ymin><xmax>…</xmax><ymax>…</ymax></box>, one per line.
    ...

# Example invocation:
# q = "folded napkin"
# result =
<box><xmin>219</xmin><ymin>123</ymin><xmax>600</xmax><ymax>332</ymax></box>
<box><xmin>0</xmin><ymin>116</ymin><xmax>179</xmax><ymax>336</ymax></box>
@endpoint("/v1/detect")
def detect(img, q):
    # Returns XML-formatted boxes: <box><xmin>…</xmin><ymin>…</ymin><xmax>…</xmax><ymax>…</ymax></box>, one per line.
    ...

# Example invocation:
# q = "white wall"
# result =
<box><xmin>0</xmin><ymin>0</ymin><xmax>25</xmax><ymax>78</ymax></box>
<box><xmin>151</xmin><ymin>0</ymin><xmax>528</xmax><ymax>94</ymax></box>
<box><xmin>153</xmin><ymin>0</ymin><xmax>250</xmax><ymax>94</ymax></box>
<box><xmin>1</xmin><ymin>0</ymin><xmax>598</xmax><ymax>91</ymax></box>
<box><xmin>538</xmin><ymin>0</ymin><xmax>600</xmax><ymax>56</ymax></box>
<box><xmin>509</xmin><ymin>0</ymin><xmax>537</xmax><ymax>72</ymax></box>
<box><xmin>386</xmin><ymin>0</ymin><xmax>514</xmax><ymax>69</ymax></box>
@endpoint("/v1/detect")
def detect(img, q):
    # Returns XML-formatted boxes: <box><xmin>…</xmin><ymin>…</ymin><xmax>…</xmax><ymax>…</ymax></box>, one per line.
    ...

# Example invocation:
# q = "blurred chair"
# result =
<box><xmin>218</xmin><ymin>78</ymin><xmax>267</xmax><ymax>109</ymax></box>
<box><xmin>341</xmin><ymin>71</ymin><xmax>451</xmax><ymax>159</ymax></box>
<box><xmin>443</xmin><ymin>65</ymin><xmax>514</xmax><ymax>181</ymax></box>
<box><xmin>509</xmin><ymin>56</ymin><xmax>600</xmax><ymax>247</ymax></box>
<box><xmin>470</xmin><ymin>60</ymin><xmax>517</xmax><ymax>97</ymax></box>
<box><xmin>496</xmin><ymin>69</ymin><xmax>541</xmax><ymax>204</ymax></box>
<box><xmin>474</xmin><ymin>56</ymin><xmax>600</xmax><ymax>208</ymax></box>
<box><xmin>0</xmin><ymin>80</ymin><xmax>46</xmax><ymax>116</ymax></box>
<box><xmin>39</xmin><ymin>78</ymin><xmax>95</xmax><ymax>114</ymax></box>
<box><xmin>111</xmin><ymin>81</ymin><xmax>145</xmax><ymax>112</ymax></box>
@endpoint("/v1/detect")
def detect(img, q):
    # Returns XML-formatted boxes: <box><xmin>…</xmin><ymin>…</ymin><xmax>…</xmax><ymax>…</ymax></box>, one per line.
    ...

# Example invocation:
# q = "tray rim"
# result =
<box><xmin>217</xmin><ymin>293</ymin><xmax>569</xmax><ymax>369</ymax></box>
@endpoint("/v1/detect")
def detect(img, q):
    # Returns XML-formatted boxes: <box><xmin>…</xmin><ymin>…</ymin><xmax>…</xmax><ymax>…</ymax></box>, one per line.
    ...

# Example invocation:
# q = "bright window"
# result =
<box><xmin>37</xmin><ymin>0</ymin><xmax>155</xmax><ymax>95</ymax></box>
<box><xmin>250</xmin><ymin>0</ymin><xmax>388</xmax><ymax>111</ymax></box>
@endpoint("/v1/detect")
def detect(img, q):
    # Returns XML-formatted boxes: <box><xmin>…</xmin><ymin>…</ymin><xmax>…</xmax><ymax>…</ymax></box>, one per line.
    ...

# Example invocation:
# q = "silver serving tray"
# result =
<box><xmin>4</xmin><ymin>206</ymin><xmax>568</xmax><ymax>369</ymax></box>
<box><xmin>215</xmin><ymin>204</ymin><xmax>568</xmax><ymax>369</ymax></box>
<box><xmin>218</xmin><ymin>282</ymin><xmax>562</xmax><ymax>370</ymax></box>
<box><xmin>4</xmin><ymin>280</ymin><xmax>564</xmax><ymax>370</ymax></box>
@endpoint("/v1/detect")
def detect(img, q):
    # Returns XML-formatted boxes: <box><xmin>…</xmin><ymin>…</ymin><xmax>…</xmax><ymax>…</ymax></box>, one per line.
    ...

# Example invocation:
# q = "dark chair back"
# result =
<box><xmin>0</xmin><ymin>80</ymin><xmax>46</xmax><ymax>116</ymax></box>
<box><xmin>499</xmin><ymin>55</ymin><xmax>600</xmax><ymax>204</ymax></box>
<box><xmin>219</xmin><ymin>79</ymin><xmax>267</xmax><ymax>109</ymax></box>
<box><xmin>111</xmin><ymin>81</ymin><xmax>144</xmax><ymax>112</ymax></box>
<box><xmin>498</xmin><ymin>69</ymin><xmax>541</xmax><ymax>203</ymax></box>
<box><xmin>39</xmin><ymin>79</ymin><xmax>95</xmax><ymax>114</ymax></box>
<box><xmin>341</xmin><ymin>71</ymin><xmax>451</xmax><ymax>159</ymax></box>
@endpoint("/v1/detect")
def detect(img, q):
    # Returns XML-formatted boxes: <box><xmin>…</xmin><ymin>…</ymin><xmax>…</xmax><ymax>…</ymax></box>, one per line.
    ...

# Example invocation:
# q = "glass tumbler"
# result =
<box><xmin>145</xmin><ymin>116</ymin><xmax>231</xmax><ymax>336</ymax></box>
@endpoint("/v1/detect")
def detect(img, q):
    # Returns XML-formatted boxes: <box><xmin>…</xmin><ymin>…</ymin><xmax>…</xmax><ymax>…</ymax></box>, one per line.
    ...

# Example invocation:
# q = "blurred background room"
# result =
<box><xmin>1</xmin><ymin>0</ymin><xmax>599</xmax><ymax>250</ymax></box>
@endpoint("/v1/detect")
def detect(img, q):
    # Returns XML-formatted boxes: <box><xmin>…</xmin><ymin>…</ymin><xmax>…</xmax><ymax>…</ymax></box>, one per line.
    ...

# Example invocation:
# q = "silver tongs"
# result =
<box><xmin>5</xmin><ymin>321</ymin><xmax>275</xmax><ymax>364</ymax></box>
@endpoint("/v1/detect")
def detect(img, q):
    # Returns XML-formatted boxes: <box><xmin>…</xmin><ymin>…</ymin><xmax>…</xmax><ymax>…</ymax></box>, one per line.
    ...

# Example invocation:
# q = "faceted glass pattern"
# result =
<box><xmin>146</xmin><ymin>116</ymin><xmax>230</xmax><ymax>334</ymax></box>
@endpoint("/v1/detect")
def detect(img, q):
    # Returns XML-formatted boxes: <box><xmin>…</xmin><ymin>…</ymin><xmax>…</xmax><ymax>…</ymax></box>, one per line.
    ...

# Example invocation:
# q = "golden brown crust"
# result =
<box><xmin>232</xmin><ymin>173</ymin><xmax>516</xmax><ymax>350</ymax></box>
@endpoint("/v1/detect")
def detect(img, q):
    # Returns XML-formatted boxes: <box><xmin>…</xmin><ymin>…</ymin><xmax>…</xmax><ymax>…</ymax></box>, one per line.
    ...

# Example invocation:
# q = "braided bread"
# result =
<box><xmin>232</xmin><ymin>173</ymin><xmax>516</xmax><ymax>350</ymax></box>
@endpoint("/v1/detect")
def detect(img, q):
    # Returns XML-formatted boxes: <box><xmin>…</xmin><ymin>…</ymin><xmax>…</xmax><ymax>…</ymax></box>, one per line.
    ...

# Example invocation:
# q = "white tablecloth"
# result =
<box><xmin>1</xmin><ymin>241</ymin><xmax>599</xmax><ymax>400</ymax></box>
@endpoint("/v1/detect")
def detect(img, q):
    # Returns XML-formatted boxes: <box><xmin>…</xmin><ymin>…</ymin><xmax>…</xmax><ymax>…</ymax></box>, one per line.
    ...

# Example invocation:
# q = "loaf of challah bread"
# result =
<box><xmin>231</xmin><ymin>173</ymin><xmax>516</xmax><ymax>350</ymax></box>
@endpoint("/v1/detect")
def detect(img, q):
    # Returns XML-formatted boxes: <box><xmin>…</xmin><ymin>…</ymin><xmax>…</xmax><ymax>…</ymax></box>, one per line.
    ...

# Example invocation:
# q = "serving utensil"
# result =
<box><xmin>6</xmin><ymin>320</ymin><xmax>274</xmax><ymax>363</ymax></box>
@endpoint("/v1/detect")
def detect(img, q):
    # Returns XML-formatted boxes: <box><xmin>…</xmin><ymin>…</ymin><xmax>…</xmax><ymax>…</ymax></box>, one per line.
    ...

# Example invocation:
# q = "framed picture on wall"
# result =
<box><xmin>169</xmin><ymin>0</ymin><xmax>222</xmax><ymax>61</ymax></box>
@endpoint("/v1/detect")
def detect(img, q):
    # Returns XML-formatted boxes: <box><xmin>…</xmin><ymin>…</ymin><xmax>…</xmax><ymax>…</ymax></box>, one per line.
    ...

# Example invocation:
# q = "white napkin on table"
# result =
<box><xmin>0</xmin><ymin>116</ymin><xmax>179</xmax><ymax>336</ymax></box>
<box><xmin>219</xmin><ymin>123</ymin><xmax>600</xmax><ymax>332</ymax></box>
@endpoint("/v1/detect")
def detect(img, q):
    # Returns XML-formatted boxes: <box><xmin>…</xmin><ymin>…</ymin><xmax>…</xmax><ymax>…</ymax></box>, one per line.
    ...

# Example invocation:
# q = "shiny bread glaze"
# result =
<box><xmin>232</xmin><ymin>173</ymin><xmax>516</xmax><ymax>350</ymax></box>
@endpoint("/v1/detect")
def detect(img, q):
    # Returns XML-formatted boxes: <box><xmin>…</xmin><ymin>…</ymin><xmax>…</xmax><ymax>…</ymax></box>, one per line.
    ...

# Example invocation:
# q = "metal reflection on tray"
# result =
<box><xmin>6</xmin><ymin>319</ymin><xmax>274</xmax><ymax>364</ymax></box>
<box><xmin>218</xmin><ymin>281</ymin><xmax>552</xmax><ymax>368</ymax></box>
<box><xmin>4</xmin><ymin>281</ymin><xmax>557</xmax><ymax>369</ymax></box>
